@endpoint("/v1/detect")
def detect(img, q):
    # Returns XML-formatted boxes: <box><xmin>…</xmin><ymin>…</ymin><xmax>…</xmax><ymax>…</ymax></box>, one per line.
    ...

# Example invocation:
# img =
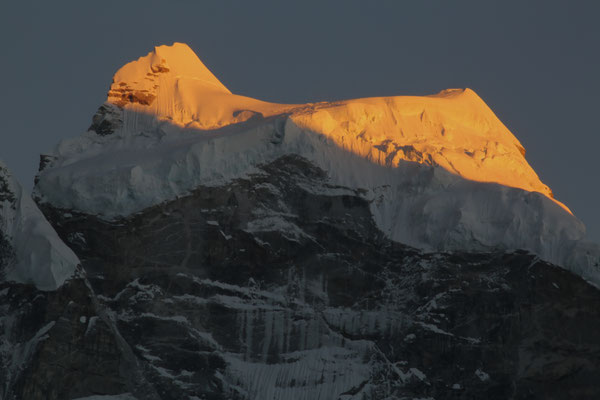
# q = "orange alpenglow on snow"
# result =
<box><xmin>106</xmin><ymin>42</ymin><xmax>568</xmax><ymax>214</ymax></box>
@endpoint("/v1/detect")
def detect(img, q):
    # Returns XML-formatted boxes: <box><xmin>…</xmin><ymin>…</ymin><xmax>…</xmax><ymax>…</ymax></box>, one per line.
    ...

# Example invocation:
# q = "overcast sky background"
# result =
<box><xmin>1</xmin><ymin>1</ymin><xmax>599</xmax><ymax>241</ymax></box>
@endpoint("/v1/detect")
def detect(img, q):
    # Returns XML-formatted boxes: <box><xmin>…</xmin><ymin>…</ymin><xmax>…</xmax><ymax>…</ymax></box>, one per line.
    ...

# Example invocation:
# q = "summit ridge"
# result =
<box><xmin>103</xmin><ymin>43</ymin><xmax>560</xmax><ymax>208</ymax></box>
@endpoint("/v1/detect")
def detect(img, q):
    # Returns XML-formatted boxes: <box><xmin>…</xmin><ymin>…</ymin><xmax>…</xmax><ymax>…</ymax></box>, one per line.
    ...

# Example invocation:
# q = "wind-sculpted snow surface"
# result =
<box><xmin>0</xmin><ymin>161</ymin><xmax>78</xmax><ymax>290</ymax></box>
<box><xmin>33</xmin><ymin>42</ymin><xmax>600</xmax><ymax>284</ymax></box>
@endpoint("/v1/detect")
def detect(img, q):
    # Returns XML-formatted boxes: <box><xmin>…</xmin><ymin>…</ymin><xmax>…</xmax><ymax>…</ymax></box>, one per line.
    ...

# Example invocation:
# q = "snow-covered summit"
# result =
<box><xmin>0</xmin><ymin>161</ymin><xmax>78</xmax><ymax>290</ymax></box>
<box><xmin>43</xmin><ymin>43</ymin><xmax>561</xmax><ymax>206</ymax></box>
<box><xmin>107</xmin><ymin>42</ymin><xmax>230</xmax><ymax>109</ymax></box>
<box><xmin>33</xmin><ymin>43</ymin><xmax>599</xmax><ymax>284</ymax></box>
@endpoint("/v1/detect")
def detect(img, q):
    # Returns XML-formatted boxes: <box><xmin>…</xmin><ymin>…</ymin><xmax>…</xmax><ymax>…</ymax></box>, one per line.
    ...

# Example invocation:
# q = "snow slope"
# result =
<box><xmin>33</xmin><ymin>42</ymin><xmax>600</xmax><ymax>284</ymax></box>
<box><xmin>0</xmin><ymin>161</ymin><xmax>78</xmax><ymax>290</ymax></box>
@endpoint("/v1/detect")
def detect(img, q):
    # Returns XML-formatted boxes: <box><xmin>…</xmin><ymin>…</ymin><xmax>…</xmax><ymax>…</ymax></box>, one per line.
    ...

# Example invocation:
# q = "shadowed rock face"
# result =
<box><xmin>0</xmin><ymin>275</ymin><xmax>129</xmax><ymax>399</ymax></box>
<box><xmin>0</xmin><ymin>234</ymin><xmax>14</xmax><ymax>277</ymax></box>
<box><xmin>2</xmin><ymin>155</ymin><xmax>600</xmax><ymax>400</ymax></box>
<box><xmin>88</xmin><ymin>103</ymin><xmax>123</xmax><ymax>136</ymax></box>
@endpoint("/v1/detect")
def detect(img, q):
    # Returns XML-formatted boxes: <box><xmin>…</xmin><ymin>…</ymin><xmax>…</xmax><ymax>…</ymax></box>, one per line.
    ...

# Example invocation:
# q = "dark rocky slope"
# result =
<box><xmin>2</xmin><ymin>155</ymin><xmax>600</xmax><ymax>399</ymax></box>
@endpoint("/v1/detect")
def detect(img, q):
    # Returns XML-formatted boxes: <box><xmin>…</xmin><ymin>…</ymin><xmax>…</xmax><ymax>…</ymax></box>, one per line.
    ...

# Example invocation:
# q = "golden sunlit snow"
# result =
<box><xmin>108</xmin><ymin>43</ymin><xmax>567</xmax><ymax>212</ymax></box>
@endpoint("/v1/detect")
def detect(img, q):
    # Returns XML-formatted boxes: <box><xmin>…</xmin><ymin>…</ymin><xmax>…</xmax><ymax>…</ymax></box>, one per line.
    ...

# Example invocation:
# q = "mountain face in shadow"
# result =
<box><xmin>2</xmin><ymin>155</ymin><xmax>599</xmax><ymax>399</ymax></box>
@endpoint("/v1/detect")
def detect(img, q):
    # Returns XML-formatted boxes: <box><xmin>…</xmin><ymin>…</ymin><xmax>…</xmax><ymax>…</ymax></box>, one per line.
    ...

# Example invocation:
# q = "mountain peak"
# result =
<box><xmin>108</xmin><ymin>42</ymin><xmax>230</xmax><ymax>108</ymax></box>
<box><xmin>35</xmin><ymin>43</ymin><xmax>596</xmax><ymax>281</ymax></box>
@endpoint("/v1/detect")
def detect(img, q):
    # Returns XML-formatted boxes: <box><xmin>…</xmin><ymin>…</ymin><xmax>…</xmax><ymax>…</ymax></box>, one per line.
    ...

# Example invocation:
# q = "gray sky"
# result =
<box><xmin>1</xmin><ymin>1</ymin><xmax>599</xmax><ymax>241</ymax></box>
